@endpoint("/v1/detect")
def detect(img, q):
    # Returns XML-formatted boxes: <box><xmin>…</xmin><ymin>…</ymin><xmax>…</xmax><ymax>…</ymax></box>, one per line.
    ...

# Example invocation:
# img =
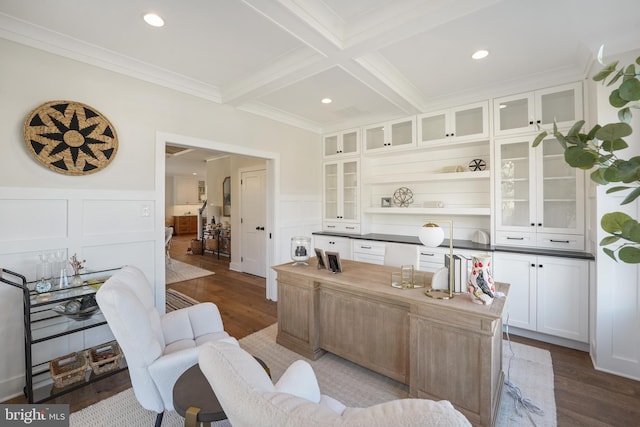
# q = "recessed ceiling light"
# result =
<box><xmin>192</xmin><ymin>172</ymin><xmax>197</xmax><ymax>176</ymax></box>
<box><xmin>321</xmin><ymin>98</ymin><xmax>332</xmax><ymax>104</ymax></box>
<box><xmin>144</xmin><ymin>13</ymin><xmax>165</xmax><ymax>27</ymax></box>
<box><xmin>472</xmin><ymin>49</ymin><xmax>489</xmax><ymax>60</ymax></box>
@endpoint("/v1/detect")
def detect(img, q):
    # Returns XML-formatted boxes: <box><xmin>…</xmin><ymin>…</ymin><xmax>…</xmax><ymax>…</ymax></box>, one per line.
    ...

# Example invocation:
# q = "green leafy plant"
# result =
<box><xmin>533</xmin><ymin>47</ymin><xmax>640</xmax><ymax>263</ymax></box>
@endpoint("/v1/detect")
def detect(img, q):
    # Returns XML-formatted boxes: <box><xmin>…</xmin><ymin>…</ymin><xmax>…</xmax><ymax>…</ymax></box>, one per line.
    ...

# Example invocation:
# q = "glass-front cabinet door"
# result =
<box><xmin>537</xmin><ymin>135</ymin><xmax>584</xmax><ymax>234</ymax></box>
<box><xmin>494</xmin><ymin>82</ymin><xmax>582</xmax><ymax>137</ymax></box>
<box><xmin>323</xmin><ymin>160</ymin><xmax>359</xmax><ymax>223</ymax></box>
<box><xmin>495</xmin><ymin>135</ymin><xmax>584</xmax><ymax>236</ymax></box>
<box><xmin>341</xmin><ymin>160</ymin><xmax>359</xmax><ymax>221</ymax></box>
<box><xmin>418</xmin><ymin>101</ymin><xmax>488</xmax><ymax>146</ymax></box>
<box><xmin>323</xmin><ymin>129</ymin><xmax>360</xmax><ymax>158</ymax></box>
<box><xmin>495</xmin><ymin>138</ymin><xmax>535</xmax><ymax>230</ymax></box>
<box><xmin>324</xmin><ymin>162</ymin><xmax>338</xmax><ymax>220</ymax></box>
<box><xmin>363</xmin><ymin>117</ymin><xmax>415</xmax><ymax>153</ymax></box>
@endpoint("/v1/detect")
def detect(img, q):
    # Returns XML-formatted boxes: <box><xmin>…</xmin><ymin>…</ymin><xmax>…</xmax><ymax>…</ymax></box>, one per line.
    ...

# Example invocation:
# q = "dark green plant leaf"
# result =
<box><xmin>593</xmin><ymin>61</ymin><xmax>619</xmax><ymax>81</ymax></box>
<box><xmin>590</xmin><ymin>168</ymin><xmax>609</xmax><ymax>185</ymax></box>
<box><xmin>607</xmin><ymin>69</ymin><xmax>624</xmax><ymax>86</ymax></box>
<box><xmin>618</xmin><ymin>107</ymin><xmax>632</xmax><ymax>123</ymax></box>
<box><xmin>621</xmin><ymin>186</ymin><xmax>640</xmax><ymax>205</ymax></box>
<box><xmin>600</xmin><ymin>235</ymin><xmax>621</xmax><ymax>246</ymax></box>
<box><xmin>610</xmin><ymin>89</ymin><xmax>629</xmax><ymax>108</ymax></box>
<box><xmin>606</xmin><ymin>186</ymin><xmax>632</xmax><ymax>194</ymax></box>
<box><xmin>621</xmin><ymin>219</ymin><xmax>640</xmax><ymax>242</ymax></box>
<box><xmin>587</xmin><ymin>124</ymin><xmax>601</xmax><ymax>141</ymax></box>
<box><xmin>603</xmin><ymin>247</ymin><xmax>617</xmax><ymax>261</ymax></box>
<box><xmin>532</xmin><ymin>131</ymin><xmax>548</xmax><ymax>147</ymax></box>
<box><xmin>595</xmin><ymin>122</ymin><xmax>633</xmax><ymax>140</ymax></box>
<box><xmin>567</xmin><ymin>120</ymin><xmax>584</xmax><ymax>137</ymax></box>
<box><xmin>619</xmin><ymin>246</ymin><xmax>640</xmax><ymax>263</ymax></box>
<box><xmin>636</xmin><ymin>56</ymin><xmax>640</xmax><ymax>66</ymax></box>
<box><xmin>622</xmin><ymin>64</ymin><xmax>637</xmax><ymax>81</ymax></box>
<box><xmin>601</xmin><ymin>138</ymin><xmax>629</xmax><ymax>152</ymax></box>
<box><xmin>601</xmin><ymin>212</ymin><xmax>632</xmax><ymax>233</ymax></box>
<box><xmin>565</xmin><ymin>146</ymin><xmax>597</xmax><ymax>169</ymax></box>
<box><xmin>555</xmin><ymin>132</ymin><xmax>567</xmax><ymax>148</ymax></box>
<box><xmin>619</xmin><ymin>77</ymin><xmax>640</xmax><ymax>101</ymax></box>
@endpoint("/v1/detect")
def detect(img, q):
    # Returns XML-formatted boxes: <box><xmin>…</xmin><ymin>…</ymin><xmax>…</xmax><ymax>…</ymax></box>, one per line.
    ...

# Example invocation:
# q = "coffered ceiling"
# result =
<box><xmin>1</xmin><ymin>0</ymin><xmax>639</xmax><ymax>134</ymax></box>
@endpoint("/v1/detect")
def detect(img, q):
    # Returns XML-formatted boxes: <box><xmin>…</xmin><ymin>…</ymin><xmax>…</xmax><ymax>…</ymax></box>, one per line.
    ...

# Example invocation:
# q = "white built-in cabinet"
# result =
<box><xmin>494</xmin><ymin>134</ymin><xmax>585</xmax><ymax>250</ymax></box>
<box><xmin>362</xmin><ymin>117</ymin><xmax>416</xmax><ymax>153</ymax></box>
<box><xmin>493</xmin><ymin>251</ymin><xmax>589</xmax><ymax>343</ymax></box>
<box><xmin>493</xmin><ymin>82</ymin><xmax>582</xmax><ymax>137</ymax></box>
<box><xmin>323</xmin><ymin>128</ymin><xmax>360</xmax><ymax>158</ymax></box>
<box><xmin>323</xmin><ymin>159</ymin><xmax>360</xmax><ymax>233</ymax></box>
<box><xmin>313</xmin><ymin>235</ymin><xmax>352</xmax><ymax>260</ymax></box>
<box><xmin>417</xmin><ymin>101</ymin><xmax>489</xmax><ymax>146</ymax></box>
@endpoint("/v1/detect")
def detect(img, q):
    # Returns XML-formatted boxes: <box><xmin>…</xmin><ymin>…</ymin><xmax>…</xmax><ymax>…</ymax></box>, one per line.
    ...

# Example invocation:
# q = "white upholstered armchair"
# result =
<box><xmin>96</xmin><ymin>265</ymin><xmax>236</xmax><ymax>427</ymax></box>
<box><xmin>199</xmin><ymin>340</ymin><xmax>471</xmax><ymax>427</ymax></box>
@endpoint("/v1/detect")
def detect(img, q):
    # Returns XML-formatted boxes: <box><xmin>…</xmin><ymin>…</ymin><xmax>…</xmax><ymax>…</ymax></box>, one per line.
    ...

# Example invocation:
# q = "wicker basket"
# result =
<box><xmin>190</xmin><ymin>239</ymin><xmax>204</xmax><ymax>255</ymax></box>
<box><xmin>88</xmin><ymin>341</ymin><xmax>122</xmax><ymax>375</ymax></box>
<box><xmin>50</xmin><ymin>352</ymin><xmax>87</xmax><ymax>388</ymax></box>
<box><xmin>205</xmin><ymin>237</ymin><xmax>218</xmax><ymax>251</ymax></box>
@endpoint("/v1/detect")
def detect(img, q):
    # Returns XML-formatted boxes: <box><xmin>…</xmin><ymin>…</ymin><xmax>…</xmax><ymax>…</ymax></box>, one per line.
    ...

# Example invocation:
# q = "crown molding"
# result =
<box><xmin>0</xmin><ymin>13</ymin><xmax>222</xmax><ymax>103</ymax></box>
<box><xmin>238</xmin><ymin>101</ymin><xmax>322</xmax><ymax>134</ymax></box>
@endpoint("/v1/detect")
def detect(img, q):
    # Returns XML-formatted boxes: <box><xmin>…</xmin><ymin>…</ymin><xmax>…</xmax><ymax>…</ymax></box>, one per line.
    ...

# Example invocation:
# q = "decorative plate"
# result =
<box><xmin>469</xmin><ymin>158</ymin><xmax>487</xmax><ymax>171</ymax></box>
<box><xmin>23</xmin><ymin>100</ymin><xmax>118</xmax><ymax>175</ymax></box>
<box><xmin>393</xmin><ymin>187</ymin><xmax>414</xmax><ymax>207</ymax></box>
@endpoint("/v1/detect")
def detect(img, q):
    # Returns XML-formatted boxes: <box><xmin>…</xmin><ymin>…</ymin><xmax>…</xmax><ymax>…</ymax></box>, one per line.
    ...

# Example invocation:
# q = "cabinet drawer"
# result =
<box><xmin>353</xmin><ymin>241</ymin><xmax>385</xmax><ymax>255</ymax></box>
<box><xmin>323</xmin><ymin>222</ymin><xmax>361</xmax><ymax>234</ymax></box>
<box><xmin>495</xmin><ymin>231</ymin><xmax>536</xmax><ymax>247</ymax></box>
<box><xmin>536</xmin><ymin>233</ymin><xmax>584</xmax><ymax>251</ymax></box>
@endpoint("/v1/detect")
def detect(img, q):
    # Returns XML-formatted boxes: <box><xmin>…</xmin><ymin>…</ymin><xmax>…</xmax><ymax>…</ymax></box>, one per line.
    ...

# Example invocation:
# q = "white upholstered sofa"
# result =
<box><xmin>96</xmin><ymin>265</ymin><xmax>236</xmax><ymax>426</ymax></box>
<box><xmin>199</xmin><ymin>340</ymin><xmax>471</xmax><ymax>427</ymax></box>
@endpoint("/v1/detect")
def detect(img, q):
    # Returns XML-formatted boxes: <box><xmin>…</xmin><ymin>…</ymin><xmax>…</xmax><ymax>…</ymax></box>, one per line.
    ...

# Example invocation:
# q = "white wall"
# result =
<box><xmin>0</xmin><ymin>38</ymin><xmax>321</xmax><ymax>400</ymax></box>
<box><xmin>591</xmin><ymin>48</ymin><xmax>640</xmax><ymax>381</ymax></box>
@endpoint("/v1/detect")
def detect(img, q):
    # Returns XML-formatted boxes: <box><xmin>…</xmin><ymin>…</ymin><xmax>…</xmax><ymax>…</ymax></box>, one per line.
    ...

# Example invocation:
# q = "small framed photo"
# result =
<box><xmin>314</xmin><ymin>248</ymin><xmax>326</xmax><ymax>270</ymax></box>
<box><xmin>325</xmin><ymin>251</ymin><xmax>342</xmax><ymax>273</ymax></box>
<box><xmin>381</xmin><ymin>197</ymin><xmax>392</xmax><ymax>207</ymax></box>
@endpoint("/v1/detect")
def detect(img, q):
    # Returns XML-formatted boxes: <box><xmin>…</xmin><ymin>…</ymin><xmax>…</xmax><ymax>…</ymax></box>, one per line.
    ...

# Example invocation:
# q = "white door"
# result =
<box><xmin>241</xmin><ymin>169</ymin><xmax>267</xmax><ymax>277</ymax></box>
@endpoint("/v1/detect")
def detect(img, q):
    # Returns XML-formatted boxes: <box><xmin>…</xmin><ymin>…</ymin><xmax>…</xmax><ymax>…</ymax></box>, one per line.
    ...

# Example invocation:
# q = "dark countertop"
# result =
<box><xmin>312</xmin><ymin>231</ymin><xmax>595</xmax><ymax>260</ymax></box>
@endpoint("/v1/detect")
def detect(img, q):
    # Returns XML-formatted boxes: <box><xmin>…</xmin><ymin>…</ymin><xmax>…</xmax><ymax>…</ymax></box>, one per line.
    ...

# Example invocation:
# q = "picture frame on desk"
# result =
<box><xmin>325</xmin><ymin>251</ymin><xmax>342</xmax><ymax>273</ymax></box>
<box><xmin>314</xmin><ymin>248</ymin><xmax>327</xmax><ymax>270</ymax></box>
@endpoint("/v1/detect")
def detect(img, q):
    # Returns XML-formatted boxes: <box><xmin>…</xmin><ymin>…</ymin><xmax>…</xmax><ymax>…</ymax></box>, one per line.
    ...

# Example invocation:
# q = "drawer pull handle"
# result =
<box><xmin>346</xmin><ymin>226</ymin><xmax>355</xmax><ymax>229</ymax></box>
<box><xmin>550</xmin><ymin>239</ymin><xmax>570</xmax><ymax>243</ymax></box>
<box><xmin>506</xmin><ymin>237</ymin><xmax>524</xmax><ymax>240</ymax></box>
<box><xmin>361</xmin><ymin>246</ymin><xmax>372</xmax><ymax>249</ymax></box>
<box><xmin>420</xmin><ymin>253</ymin><xmax>435</xmax><ymax>256</ymax></box>
<box><xmin>327</xmin><ymin>225</ymin><xmax>336</xmax><ymax>228</ymax></box>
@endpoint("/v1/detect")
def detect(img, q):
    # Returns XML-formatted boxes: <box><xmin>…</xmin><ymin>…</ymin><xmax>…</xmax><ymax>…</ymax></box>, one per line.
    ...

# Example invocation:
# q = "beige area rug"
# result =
<box><xmin>165</xmin><ymin>259</ymin><xmax>214</xmax><ymax>285</ymax></box>
<box><xmin>70</xmin><ymin>325</ymin><xmax>556</xmax><ymax>427</ymax></box>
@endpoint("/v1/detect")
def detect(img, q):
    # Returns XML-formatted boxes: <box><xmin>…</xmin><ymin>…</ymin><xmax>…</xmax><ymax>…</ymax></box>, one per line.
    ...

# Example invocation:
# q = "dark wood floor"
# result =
<box><xmin>4</xmin><ymin>234</ymin><xmax>639</xmax><ymax>426</ymax></box>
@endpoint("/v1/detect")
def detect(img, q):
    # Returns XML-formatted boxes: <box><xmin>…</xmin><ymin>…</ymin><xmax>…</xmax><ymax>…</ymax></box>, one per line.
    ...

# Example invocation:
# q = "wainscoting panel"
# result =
<box><xmin>83</xmin><ymin>199</ymin><xmax>155</xmax><ymax>236</ymax></box>
<box><xmin>0</xmin><ymin>199</ymin><xmax>67</xmax><ymax>242</ymax></box>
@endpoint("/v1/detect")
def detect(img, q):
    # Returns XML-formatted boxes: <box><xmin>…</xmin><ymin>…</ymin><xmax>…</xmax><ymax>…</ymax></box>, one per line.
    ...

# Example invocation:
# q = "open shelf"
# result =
<box><xmin>363</xmin><ymin>170</ymin><xmax>490</xmax><ymax>185</ymax></box>
<box><xmin>364</xmin><ymin>206</ymin><xmax>491</xmax><ymax>216</ymax></box>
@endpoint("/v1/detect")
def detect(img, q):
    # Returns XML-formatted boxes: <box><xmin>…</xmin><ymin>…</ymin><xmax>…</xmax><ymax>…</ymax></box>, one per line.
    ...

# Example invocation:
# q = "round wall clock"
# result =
<box><xmin>23</xmin><ymin>100</ymin><xmax>118</xmax><ymax>175</ymax></box>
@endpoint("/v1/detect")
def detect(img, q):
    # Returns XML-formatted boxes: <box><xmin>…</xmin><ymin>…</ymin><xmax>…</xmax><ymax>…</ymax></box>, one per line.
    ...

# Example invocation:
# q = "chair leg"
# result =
<box><xmin>155</xmin><ymin>412</ymin><xmax>164</xmax><ymax>427</ymax></box>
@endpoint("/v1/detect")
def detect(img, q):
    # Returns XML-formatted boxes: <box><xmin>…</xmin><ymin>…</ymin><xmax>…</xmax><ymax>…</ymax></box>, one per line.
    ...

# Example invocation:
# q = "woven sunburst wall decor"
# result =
<box><xmin>23</xmin><ymin>100</ymin><xmax>118</xmax><ymax>175</ymax></box>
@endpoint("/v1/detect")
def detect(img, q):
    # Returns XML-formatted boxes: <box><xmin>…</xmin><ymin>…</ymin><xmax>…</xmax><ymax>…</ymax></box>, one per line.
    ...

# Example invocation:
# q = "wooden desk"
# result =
<box><xmin>273</xmin><ymin>259</ymin><xmax>509</xmax><ymax>427</ymax></box>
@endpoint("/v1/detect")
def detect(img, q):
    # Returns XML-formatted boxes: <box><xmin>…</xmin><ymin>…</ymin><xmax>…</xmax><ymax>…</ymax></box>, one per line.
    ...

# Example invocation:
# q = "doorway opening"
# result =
<box><xmin>155</xmin><ymin>131</ymin><xmax>280</xmax><ymax>300</ymax></box>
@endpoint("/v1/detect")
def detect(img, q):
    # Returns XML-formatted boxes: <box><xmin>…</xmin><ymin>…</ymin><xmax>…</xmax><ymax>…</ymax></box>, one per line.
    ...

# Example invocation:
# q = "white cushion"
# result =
<box><xmin>274</xmin><ymin>360</ymin><xmax>321</xmax><ymax>403</ymax></box>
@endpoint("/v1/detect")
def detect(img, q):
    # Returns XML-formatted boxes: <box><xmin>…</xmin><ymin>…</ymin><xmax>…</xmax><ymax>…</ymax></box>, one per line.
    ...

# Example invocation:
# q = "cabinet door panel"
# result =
<box><xmin>496</xmin><ymin>139</ymin><xmax>535</xmax><ymax>229</ymax></box>
<box><xmin>341</xmin><ymin>130</ymin><xmax>359</xmax><ymax>155</ymax></box>
<box><xmin>493</xmin><ymin>252</ymin><xmax>537</xmax><ymax>331</ymax></box>
<box><xmin>536</xmin><ymin>257</ymin><xmax>588</xmax><ymax>342</ymax></box>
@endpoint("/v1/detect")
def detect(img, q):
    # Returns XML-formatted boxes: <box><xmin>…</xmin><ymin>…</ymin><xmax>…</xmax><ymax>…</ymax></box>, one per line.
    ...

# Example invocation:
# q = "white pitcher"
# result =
<box><xmin>467</xmin><ymin>253</ymin><xmax>495</xmax><ymax>305</ymax></box>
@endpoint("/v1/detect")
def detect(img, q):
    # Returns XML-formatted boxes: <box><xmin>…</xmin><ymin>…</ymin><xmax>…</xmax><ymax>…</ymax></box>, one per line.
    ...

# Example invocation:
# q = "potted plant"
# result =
<box><xmin>533</xmin><ymin>47</ymin><xmax>640</xmax><ymax>263</ymax></box>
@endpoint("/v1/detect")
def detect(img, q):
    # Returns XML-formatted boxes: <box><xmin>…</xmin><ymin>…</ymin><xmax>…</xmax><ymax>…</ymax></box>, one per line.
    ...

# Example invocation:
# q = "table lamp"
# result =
<box><xmin>418</xmin><ymin>220</ymin><xmax>454</xmax><ymax>300</ymax></box>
